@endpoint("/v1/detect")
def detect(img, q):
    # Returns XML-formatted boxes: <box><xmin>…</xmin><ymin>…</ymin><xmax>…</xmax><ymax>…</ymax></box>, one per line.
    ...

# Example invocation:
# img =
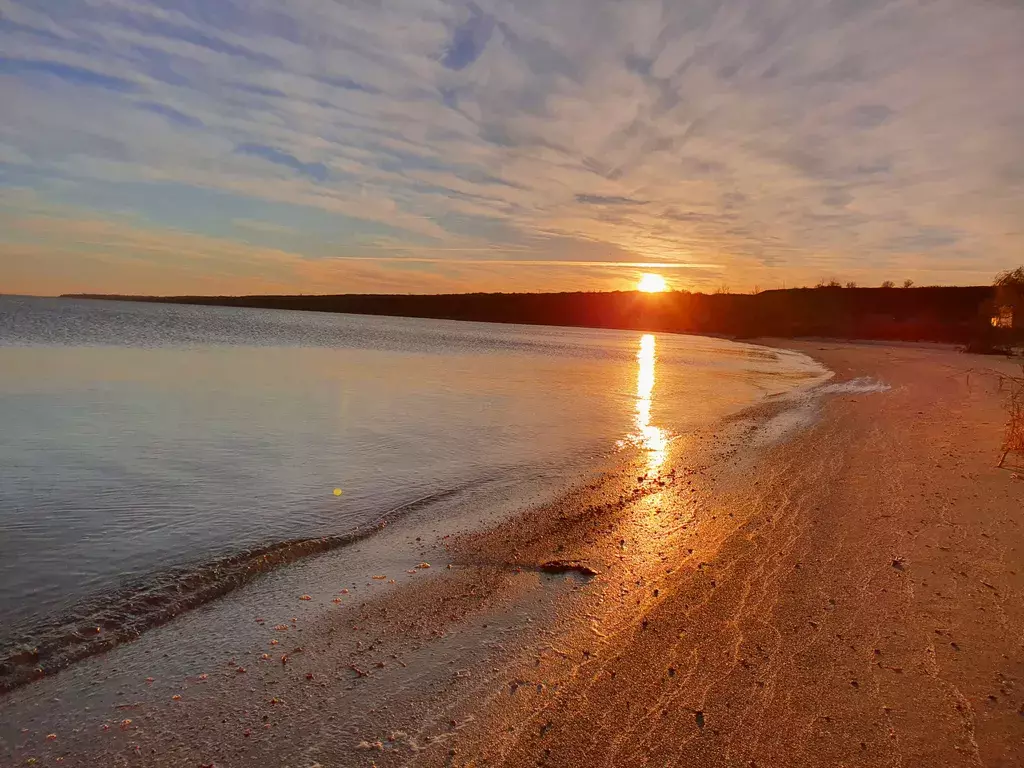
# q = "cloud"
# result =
<box><xmin>575</xmin><ymin>194</ymin><xmax>649</xmax><ymax>206</ymax></box>
<box><xmin>441</xmin><ymin>5</ymin><xmax>495</xmax><ymax>70</ymax></box>
<box><xmin>0</xmin><ymin>56</ymin><xmax>138</xmax><ymax>92</ymax></box>
<box><xmin>850</xmin><ymin>104</ymin><xmax>893</xmax><ymax>129</ymax></box>
<box><xmin>136</xmin><ymin>101</ymin><xmax>204</xmax><ymax>128</ymax></box>
<box><xmin>0</xmin><ymin>0</ymin><xmax>1022</xmax><ymax>295</ymax></box>
<box><xmin>235</xmin><ymin>143</ymin><xmax>330</xmax><ymax>182</ymax></box>
<box><xmin>1</xmin><ymin>204</ymin><xmax>715</xmax><ymax>295</ymax></box>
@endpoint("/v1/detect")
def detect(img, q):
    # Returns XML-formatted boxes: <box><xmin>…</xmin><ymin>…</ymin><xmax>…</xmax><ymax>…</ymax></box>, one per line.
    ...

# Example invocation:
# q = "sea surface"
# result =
<box><xmin>0</xmin><ymin>296</ymin><xmax>826</xmax><ymax>685</ymax></box>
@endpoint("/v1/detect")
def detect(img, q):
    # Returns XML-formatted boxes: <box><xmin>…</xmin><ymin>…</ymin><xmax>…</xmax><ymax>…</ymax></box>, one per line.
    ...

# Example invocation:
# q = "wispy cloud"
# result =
<box><xmin>0</xmin><ymin>56</ymin><xmax>138</xmax><ymax>92</ymax></box>
<box><xmin>235</xmin><ymin>144</ymin><xmax>330</xmax><ymax>182</ymax></box>
<box><xmin>442</xmin><ymin>5</ymin><xmax>495</xmax><ymax>70</ymax></box>
<box><xmin>1</xmin><ymin>0</ymin><xmax>1022</xmax><ymax>294</ymax></box>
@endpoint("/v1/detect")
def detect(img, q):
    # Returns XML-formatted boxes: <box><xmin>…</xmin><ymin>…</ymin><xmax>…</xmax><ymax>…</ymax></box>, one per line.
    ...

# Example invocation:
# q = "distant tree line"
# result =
<box><xmin>816</xmin><ymin>279</ymin><xmax>913</xmax><ymax>289</ymax></box>
<box><xmin>65</xmin><ymin>269</ymin><xmax>1023</xmax><ymax>347</ymax></box>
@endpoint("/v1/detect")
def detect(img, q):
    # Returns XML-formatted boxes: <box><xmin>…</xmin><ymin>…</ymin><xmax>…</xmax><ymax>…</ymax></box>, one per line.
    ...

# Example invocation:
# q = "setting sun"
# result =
<box><xmin>637</xmin><ymin>273</ymin><xmax>668</xmax><ymax>293</ymax></box>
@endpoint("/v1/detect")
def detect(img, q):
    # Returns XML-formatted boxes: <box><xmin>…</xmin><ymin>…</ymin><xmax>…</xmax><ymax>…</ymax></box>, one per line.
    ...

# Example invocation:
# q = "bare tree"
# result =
<box><xmin>902</xmin><ymin>279</ymin><xmax>915</xmax><ymax>289</ymax></box>
<box><xmin>881</xmin><ymin>280</ymin><xmax>896</xmax><ymax>288</ymax></box>
<box><xmin>845</xmin><ymin>281</ymin><xmax>858</xmax><ymax>289</ymax></box>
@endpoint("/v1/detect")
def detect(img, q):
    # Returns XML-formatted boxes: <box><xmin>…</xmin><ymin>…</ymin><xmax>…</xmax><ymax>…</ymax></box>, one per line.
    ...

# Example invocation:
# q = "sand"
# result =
<box><xmin>3</xmin><ymin>341</ymin><xmax>1022</xmax><ymax>767</ymax></box>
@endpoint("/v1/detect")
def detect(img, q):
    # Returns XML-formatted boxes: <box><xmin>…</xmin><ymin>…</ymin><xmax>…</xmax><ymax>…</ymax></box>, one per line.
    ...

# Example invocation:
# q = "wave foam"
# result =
<box><xmin>818</xmin><ymin>377</ymin><xmax>891</xmax><ymax>394</ymax></box>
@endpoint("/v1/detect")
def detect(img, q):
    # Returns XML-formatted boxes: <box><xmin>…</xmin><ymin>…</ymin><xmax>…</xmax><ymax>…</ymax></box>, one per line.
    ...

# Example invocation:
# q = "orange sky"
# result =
<box><xmin>2</xmin><ymin>1</ymin><xmax>1021</xmax><ymax>295</ymax></box>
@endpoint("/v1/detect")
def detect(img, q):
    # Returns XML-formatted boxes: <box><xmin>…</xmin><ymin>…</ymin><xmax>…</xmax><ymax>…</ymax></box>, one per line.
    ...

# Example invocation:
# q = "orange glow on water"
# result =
<box><xmin>633</xmin><ymin>334</ymin><xmax>667</xmax><ymax>471</ymax></box>
<box><xmin>637</xmin><ymin>273</ymin><xmax>667</xmax><ymax>292</ymax></box>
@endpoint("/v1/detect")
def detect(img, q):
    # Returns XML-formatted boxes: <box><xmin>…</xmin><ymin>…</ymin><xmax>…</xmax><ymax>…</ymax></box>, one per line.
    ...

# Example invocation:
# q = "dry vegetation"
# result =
<box><xmin>999</xmin><ymin>365</ymin><xmax>1024</xmax><ymax>468</ymax></box>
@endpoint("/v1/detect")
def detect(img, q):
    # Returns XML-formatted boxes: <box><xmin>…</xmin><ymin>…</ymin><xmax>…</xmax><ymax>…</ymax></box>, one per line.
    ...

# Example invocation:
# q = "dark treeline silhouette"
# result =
<box><xmin>64</xmin><ymin>284</ymin><xmax>1021</xmax><ymax>345</ymax></box>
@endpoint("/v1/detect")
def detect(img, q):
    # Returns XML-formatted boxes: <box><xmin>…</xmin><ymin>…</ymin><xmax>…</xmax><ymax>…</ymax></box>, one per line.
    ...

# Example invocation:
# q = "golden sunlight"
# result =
<box><xmin>634</xmin><ymin>334</ymin><xmax>667</xmax><ymax>471</ymax></box>
<box><xmin>637</xmin><ymin>273</ymin><xmax>667</xmax><ymax>293</ymax></box>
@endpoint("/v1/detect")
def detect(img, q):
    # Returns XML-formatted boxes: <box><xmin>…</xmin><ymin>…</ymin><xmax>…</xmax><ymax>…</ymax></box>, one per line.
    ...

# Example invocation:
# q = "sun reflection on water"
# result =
<box><xmin>631</xmin><ymin>333</ymin><xmax>667</xmax><ymax>472</ymax></box>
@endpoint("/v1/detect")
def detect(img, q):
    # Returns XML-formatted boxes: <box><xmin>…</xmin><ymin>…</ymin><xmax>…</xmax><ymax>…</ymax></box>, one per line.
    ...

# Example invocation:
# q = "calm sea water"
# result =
<box><xmin>0</xmin><ymin>296</ymin><xmax>824</xmax><ymax>673</ymax></box>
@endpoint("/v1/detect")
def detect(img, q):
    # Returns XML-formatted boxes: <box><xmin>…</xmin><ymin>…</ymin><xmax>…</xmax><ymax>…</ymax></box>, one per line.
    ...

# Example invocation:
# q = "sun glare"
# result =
<box><xmin>637</xmin><ymin>273</ymin><xmax>667</xmax><ymax>293</ymax></box>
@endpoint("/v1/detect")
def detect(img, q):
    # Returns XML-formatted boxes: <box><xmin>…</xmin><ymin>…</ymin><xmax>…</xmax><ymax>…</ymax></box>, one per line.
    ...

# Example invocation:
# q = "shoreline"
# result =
<box><xmin>4</xmin><ymin>341</ymin><xmax>1022</xmax><ymax>767</ymax></box>
<box><xmin>0</xmin><ymin>330</ymin><xmax>825</xmax><ymax>699</ymax></box>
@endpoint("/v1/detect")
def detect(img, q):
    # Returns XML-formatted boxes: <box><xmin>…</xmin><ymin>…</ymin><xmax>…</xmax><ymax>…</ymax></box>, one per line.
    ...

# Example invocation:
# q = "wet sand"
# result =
<box><xmin>4</xmin><ymin>342</ymin><xmax>1023</xmax><ymax>767</ymax></box>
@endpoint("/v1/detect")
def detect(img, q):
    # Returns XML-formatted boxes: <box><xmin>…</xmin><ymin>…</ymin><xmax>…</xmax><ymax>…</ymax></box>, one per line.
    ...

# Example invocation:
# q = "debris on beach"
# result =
<box><xmin>695</xmin><ymin>711</ymin><xmax>705</xmax><ymax>730</ymax></box>
<box><xmin>171</xmin><ymin>695</ymin><xmax>181</xmax><ymax>701</ymax></box>
<box><xmin>372</xmin><ymin>575</ymin><xmax>387</xmax><ymax>580</ymax></box>
<box><xmin>891</xmin><ymin>557</ymin><xmax>905</xmax><ymax>570</ymax></box>
<box><xmin>299</xmin><ymin>595</ymin><xmax>312</xmax><ymax>601</ymax></box>
<box><xmin>538</xmin><ymin>560</ymin><xmax>599</xmax><ymax>577</ymax></box>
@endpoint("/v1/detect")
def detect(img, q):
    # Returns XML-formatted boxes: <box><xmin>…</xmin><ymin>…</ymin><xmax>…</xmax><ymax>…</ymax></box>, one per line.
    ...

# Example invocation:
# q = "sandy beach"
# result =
<box><xmin>4</xmin><ymin>341</ymin><xmax>1023</xmax><ymax>768</ymax></box>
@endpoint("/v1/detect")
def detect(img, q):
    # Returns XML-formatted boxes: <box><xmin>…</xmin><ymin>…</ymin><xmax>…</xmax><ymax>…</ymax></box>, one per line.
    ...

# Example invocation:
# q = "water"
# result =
<box><xmin>0</xmin><ymin>296</ymin><xmax>826</xmax><ymax>686</ymax></box>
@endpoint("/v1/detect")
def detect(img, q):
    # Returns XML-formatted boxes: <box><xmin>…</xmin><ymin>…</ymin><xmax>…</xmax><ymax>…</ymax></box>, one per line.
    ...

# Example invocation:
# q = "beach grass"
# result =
<box><xmin>1001</xmin><ymin>365</ymin><xmax>1024</xmax><ymax>466</ymax></box>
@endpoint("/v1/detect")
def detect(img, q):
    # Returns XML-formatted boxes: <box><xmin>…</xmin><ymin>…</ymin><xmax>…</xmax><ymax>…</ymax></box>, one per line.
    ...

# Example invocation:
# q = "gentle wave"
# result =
<box><xmin>818</xmin><ymin>377</ymin><xmax>892</xmax><ymax>394</ymax></box>
<box><xmin>0</xmin><ymin>483</ymin><xmax>477</xmax><ymax>695</ymax></box>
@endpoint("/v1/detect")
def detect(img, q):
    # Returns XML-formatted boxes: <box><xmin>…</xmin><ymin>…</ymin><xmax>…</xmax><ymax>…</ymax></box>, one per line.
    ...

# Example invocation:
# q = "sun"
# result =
<box><xmin>637</xmin><ymin>273</ymin><xmax>668</xmax><ymax>293</ymax></box>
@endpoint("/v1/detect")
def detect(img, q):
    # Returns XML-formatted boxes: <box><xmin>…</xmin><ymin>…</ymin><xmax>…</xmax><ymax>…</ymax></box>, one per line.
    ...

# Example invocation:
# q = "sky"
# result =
<box><xmin>1</xmin><ymin>0</ymin><xmax>1022</xmax><ymax>296</ymax></box>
